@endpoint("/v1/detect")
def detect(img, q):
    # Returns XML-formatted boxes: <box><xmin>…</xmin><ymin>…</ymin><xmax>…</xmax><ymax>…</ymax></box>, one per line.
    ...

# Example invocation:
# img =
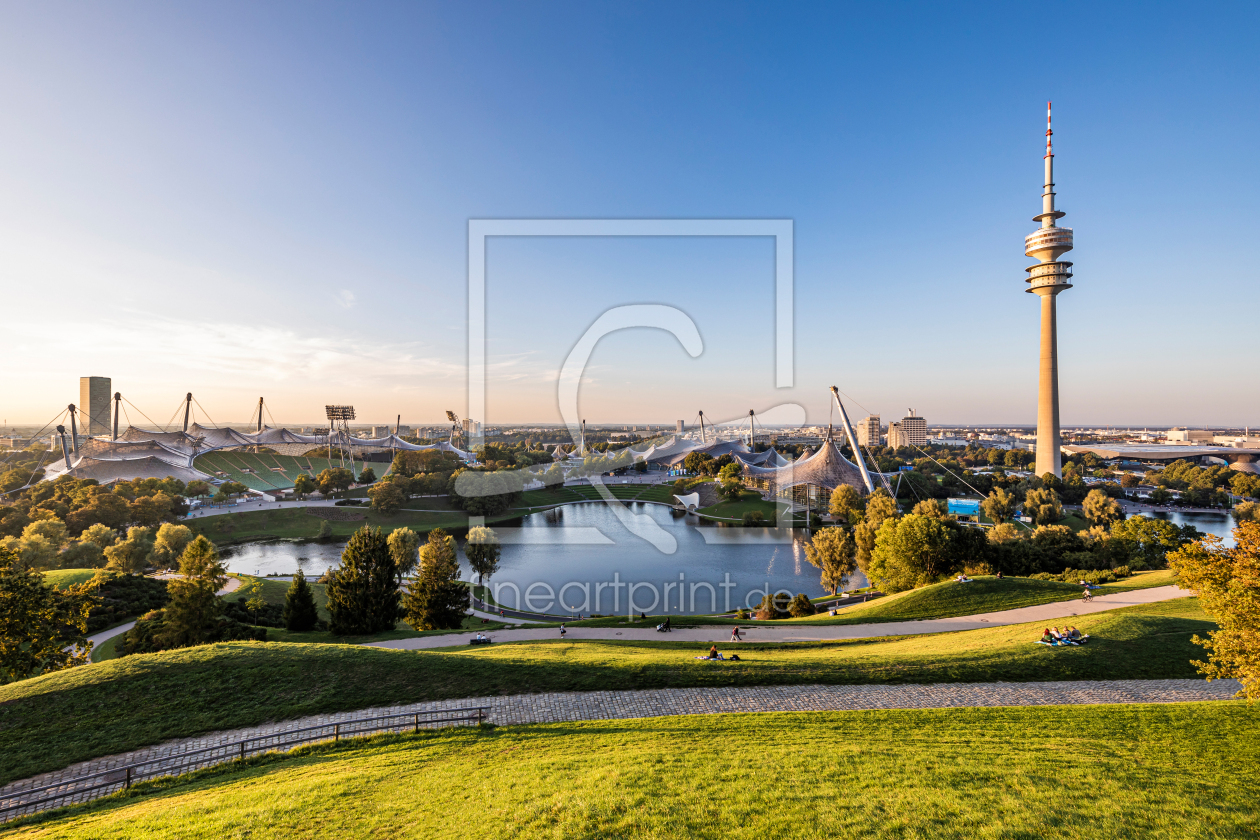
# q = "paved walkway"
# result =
<box><xmin>0</xmin><ymin>678</ymin><xmax>1240</xmax><ymax>820</ymax></box>
<box><xmin>372</xmin><ymin>584</ymin><xmax>1192</xmax><ymax>650</ymax></box>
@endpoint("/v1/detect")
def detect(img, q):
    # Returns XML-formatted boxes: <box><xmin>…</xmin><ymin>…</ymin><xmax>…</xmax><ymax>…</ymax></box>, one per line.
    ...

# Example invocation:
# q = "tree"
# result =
<box><xmin>828</xmin><ymin>485</ymin><xmax>864</xmax><ymax>524</ymax></box>
<box><xmin>387</xmin><ymin>526</ymin><xmax>422</xmax><ymax>577</ymax></box>
<box><xmin>1083</xmin><ymin>489</ymin><xmax>1123</xmax><ymax>527</ymax></box>
<box><xmin>1150</xmin><ymin>487</ymin><xmax>1173</xmax><ymax>505</ymax></box>
<box><xmin>1023</xmin><ymin>487</ymin><xmax>1063</xmax><ymax>526</ymax></box>
<box><xmin>447</xmin><ymin>469</ymin><xmax>522</xmax><ymax>517</ymax></box>
<box><xmin>864</xmin><ymin>489</ymin><xmax>899</xmax><ymax>529</ymax></box>
<box><xmin>981</xmin><ymin>488</ymin><xmax>1015</xmax><ymax>525</ymax></box>
<box><xmin>79</xmin><ymin>523</ymin><xmax>118</xmax><ymax>550</ymax></box>
<box><xmin>184</xmin><ymin>480</ymin><xmax>211</xmax><ymax>499</ymax></box>
<box><xmin>1120</xmin><ymin>473</ymin><xmax>1140</xmax><ymax>489</ymax></box>
<box><xmin>357</xmin><ymin>466</ymin><xmax>377</xmax><ymax>484</ymax></box>
<box><xmin>325</xmin><ymin>526</ymin><xmax>401</xmax><ymax>635</ymax></box>
<box><xmin>0</xmin><ymin>548</ymin><xmax>92</xmax><ymax>683</ymax></box>
<box><xmin>368</xmin><ymin>481</ymin><xmax>405</xmax><ymax>515</ymax></box>
<box><xmin>292</xmin><ymin>474</ymin><xmax>316</xmax><ymax>499</ymax></box>
<box><xmin>402</xmin><ymin>528</ymin><xmax>469</xmax><ymax>630</ymax></box>
<box><xmin>1231</xmin><ymin>501</ymin><xmax>1259</xmax><ymax>524</ymax></box>
<box><xmin>854</xmin><ymin>521</ymin><xmax>877</xmax><ymax>573</ymax></box>
<box><xmin>911</xmin><ymin>499</ymin><xmax>946</xmax><ymax>519</ymax></box>
<box><xmin>316</xmin><ymin>468</ymin><xmax>354</xmax><ymax>496</ymax></box>
<box><xmin>464</xmin><ymin>525</ymin><xmax>501</xmax><ymax>589</ymax></box>
<box><xmin>151</xmin><ymin>523</ymin><xmax>195</xmax><ymax>570</ymax></box>
<box><xmin>755</xmin><ymin>591</ymin><xmax>790</xmax><ymax>620</ymax></box>
<box><xmin>803</xmin><ymin>527</ymin><xmax>857</xmax><ymax>595</ymax></box>
<box><xmin>241</xmin><ymin>578</ymin><xmax>266</xmax><ymax>626</ymax></box>
<box><xmin>742</xmin><ymin>510</ymin><xmax>766</xmax><ymax>526</ymax></box>
<box><xmin>1169</xmin><ymin>521</ymin><xmax>1260</xmax><ymax>698</ymax></box>
<box><xmin>157</xmin><ymin>536</ymin><xmax>228</xmax><ymax>649</ymax></box>
<box><xmin>283</xmin><ymin>568</ymin><xmax>320</xmax><ymax>631</ymax></box>
<box><xmin>868</xmin><ymin>514</ymin><xmax>958</xmax><ymax>593</ymax></box>
<box><xmin>788</xmin><ymin>593</ymin><xmax>815</xmax><ymax>617</ymax></box>
<box><xmin>1111</xmin><ymin>516</ymin><xmax>1197</xmax><ymax>569</ymax></box>
<box><xmin>103</xmin><ymin>526</ymin><xmax>156</xmax><ymax>574</ymax></box>
<box><xmin>315</xmin><ymin>520</ymin><xmax>333</xmax><ymax>540</ymax></box>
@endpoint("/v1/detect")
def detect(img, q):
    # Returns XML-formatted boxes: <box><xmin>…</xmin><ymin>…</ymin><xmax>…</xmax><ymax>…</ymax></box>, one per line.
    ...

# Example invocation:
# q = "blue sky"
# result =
<box><xmin>1</xmin><ymin>2</ymin><xmax>1256</xmax><ymax>428</ymax></box>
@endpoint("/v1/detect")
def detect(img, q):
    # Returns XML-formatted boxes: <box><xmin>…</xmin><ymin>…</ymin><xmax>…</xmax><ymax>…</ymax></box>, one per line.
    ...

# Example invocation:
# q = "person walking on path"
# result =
<box><xmin>663</xmin><ymin>616</ymin><xmax>672</xmax><ymax>632</ymax></box>
<box><xmin>730</xmin><ymin>626</ymin><xmax>743</xmax><ymax>642</ymax></box>
<box><xmin>559</xmin><ymin>623</ymin><xmax>567</xmax><ymax>638</ymax></box>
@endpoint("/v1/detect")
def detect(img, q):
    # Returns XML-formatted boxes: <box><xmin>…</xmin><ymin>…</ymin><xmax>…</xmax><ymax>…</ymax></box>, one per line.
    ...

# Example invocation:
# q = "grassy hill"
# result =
<box><xmin>0</xmin><ymin>598</ymin><xmax>1212</xmax><ymax>786</ymax></box>
<box><xmin>8</xmin><ymin>702</ymin><xmax>1258</xmax><ymax>839</ymax></box>
<box><xmin>570</xmin><ymin>570</ymin><xmax>1179</xmax><ymax>628</ymax></box>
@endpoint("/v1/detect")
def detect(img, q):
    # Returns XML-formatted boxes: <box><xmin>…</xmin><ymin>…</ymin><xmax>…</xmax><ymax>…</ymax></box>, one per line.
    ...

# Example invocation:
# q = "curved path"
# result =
<box><xmin>0</xmin><ymin>678</ymin><xmax>1240</xmax><ymax>821</ymax></box>
<box><xmin>373</xmin><ymin>584</ymin><xmax>1193</xmax><ymax>650</ymax></box>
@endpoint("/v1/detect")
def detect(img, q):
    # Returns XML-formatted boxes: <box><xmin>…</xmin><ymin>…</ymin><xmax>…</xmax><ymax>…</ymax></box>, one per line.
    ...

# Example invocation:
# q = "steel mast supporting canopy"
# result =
<box><xmin>830</xmin><ymin>386</ymin><xmax>876</xmax><ymax>493</ymax></box>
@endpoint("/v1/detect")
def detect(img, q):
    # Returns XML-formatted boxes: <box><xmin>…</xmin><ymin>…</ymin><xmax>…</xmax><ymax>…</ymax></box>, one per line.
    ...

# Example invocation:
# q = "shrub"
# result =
<box><xmin>84</xmin><ymin>572</ymin><xmax>169</xmax><ymax>633</ymax></box>
<box><xmin>223</xmin><ymin>598</ymin><xmax>285</xmax><ymax>627</ymax></box>
<box><xmin>742</xmin><ymin>511</ymin><xmax>765</xmax><ymax>526</ymax></box>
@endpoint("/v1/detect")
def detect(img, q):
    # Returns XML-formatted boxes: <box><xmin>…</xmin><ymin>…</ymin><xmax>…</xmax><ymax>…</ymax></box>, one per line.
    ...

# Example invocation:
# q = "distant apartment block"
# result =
<box><xmin>856</xmin><ymin>415</ymin><xmax>881</xmax><ymax>448</ymax></box>
<box><xmin>900</xmin><ymin>411</ymin><xmax>927</xmax><ymax>448</ymax></box>
<box><xmin>887</xmin><ymin>421</ymin><xmax>903</xmax><ymax>450</ymax></box>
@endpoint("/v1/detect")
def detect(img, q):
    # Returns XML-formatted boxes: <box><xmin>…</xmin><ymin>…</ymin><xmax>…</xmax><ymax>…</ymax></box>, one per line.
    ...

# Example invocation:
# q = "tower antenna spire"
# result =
<box><xmin>1046</xmin><ymin>101</ymin><xmax>1053</xmax><ymax>157</ymax></box>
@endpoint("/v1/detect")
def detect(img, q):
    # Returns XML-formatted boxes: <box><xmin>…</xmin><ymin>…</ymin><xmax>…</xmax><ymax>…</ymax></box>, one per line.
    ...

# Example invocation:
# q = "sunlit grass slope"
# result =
<box><xmin>0</xmin><ymin>598</ymin><xmax>1212</xmax><ymax>786</ymax></box>
<box><xmin>9</xmin><ymin>703</ymin><xmax>1259</xmax><ymax>840</ymax></box>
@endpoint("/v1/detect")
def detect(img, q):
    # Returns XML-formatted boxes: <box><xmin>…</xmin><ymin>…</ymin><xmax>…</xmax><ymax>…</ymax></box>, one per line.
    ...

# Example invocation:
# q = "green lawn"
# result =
<box><xmin>188</xmin><ymin>506</ymin><xmax>480</xmax><ymax>543</ymax></box>
<box><xmin>9</xmin><ymin>702</ymin><xmax>1258</xmax><ymax>839</ymax></box>
<box><xmin>0</xmin><ymin>597</ymin><xmax>1215</xmax><ymax>787</ymax></box>
<box><xmin>42</xmin><ymin>569</ymin><xmax>99</xmax><ymax>589</ymax></box>
<box><xmin>697</xmin><ymin>489</ymin><xmax>788</xmax><ymax>521</ymax></box>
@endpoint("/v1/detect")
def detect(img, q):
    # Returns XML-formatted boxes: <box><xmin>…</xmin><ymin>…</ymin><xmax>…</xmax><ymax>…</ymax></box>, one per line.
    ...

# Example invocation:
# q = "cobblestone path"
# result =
<box><xmin>0</xmin><ymin>678</ymin><xmax>1241</xmax><ymax>820</ymax></box>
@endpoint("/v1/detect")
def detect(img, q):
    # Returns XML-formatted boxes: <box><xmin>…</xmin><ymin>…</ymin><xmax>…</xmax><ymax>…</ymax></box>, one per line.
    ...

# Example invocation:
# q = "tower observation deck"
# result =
<box><xmin>1026</xmin><ymin>102</ymin><xmax>1073</xmax><ymax>478</ymax></box>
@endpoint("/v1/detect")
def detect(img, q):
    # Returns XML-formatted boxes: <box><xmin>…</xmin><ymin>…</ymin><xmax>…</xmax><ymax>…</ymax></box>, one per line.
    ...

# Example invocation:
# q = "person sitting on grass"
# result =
<box><xmin>708</xmin><ymin>645</ymin><xmax>723</xmax><ymax>660</ymax></box>
<box><xmin>1040</xmin><ymin>628</ymin><xmax>1055</xmax><ymax>644</ymax></box>
<box><xmin>1067</xmin><ymin>626</ymin><xmax>1088</xmax><ymax>643</ymax></box>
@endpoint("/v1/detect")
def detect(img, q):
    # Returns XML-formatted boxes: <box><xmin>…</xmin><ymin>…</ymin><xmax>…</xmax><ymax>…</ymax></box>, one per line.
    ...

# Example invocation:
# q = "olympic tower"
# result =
<box><xmin>1024</xmin><ymin>102</ymin><xmax>1073</xmax><ymax>479</ymax></box>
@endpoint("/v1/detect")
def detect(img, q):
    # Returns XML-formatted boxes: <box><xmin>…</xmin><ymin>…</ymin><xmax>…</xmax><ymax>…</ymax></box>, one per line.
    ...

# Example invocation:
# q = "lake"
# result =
<box><xmin>220</xmin><ymin>502</ymin><xmax>859</xmax><ymax>615</ymax></box>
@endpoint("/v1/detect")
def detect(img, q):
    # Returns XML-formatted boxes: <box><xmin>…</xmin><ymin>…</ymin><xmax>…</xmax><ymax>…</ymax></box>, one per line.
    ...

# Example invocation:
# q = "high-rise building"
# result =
<box><xmin>887</xmin><ymin>422</ymin><xmax>903</xmax><ymax>450</ymax></box>
<box><xmin>1024</xmin><ymin>103</ymin><xmax>1074</xmax><ymax>478</ymax></box>
<box><xmin>79</xmin><ymin>376</ymin><xmax>111</xmax><ymax>435</ymax></box>
<box><xmin>676</xmin><ymin>420</ymin><xmax>684</xmax><ymax>434</ymax></box>
<box><xmin>900</xmin><ymin>411</ymin><xmax>927</xmax><ymax>448</ymax></box>
<box><xmin>855</xmin><ymin>415</ymin><xmax>881</xmax><ymax>448</ymax></box>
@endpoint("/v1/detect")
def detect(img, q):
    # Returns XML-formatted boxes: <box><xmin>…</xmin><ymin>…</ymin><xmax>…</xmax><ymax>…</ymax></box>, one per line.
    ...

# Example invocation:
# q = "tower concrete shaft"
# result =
<box><xmin>1025</xmin><ymin>103</ymin><xmax>1073</xmax><ymax>479</ymax></box>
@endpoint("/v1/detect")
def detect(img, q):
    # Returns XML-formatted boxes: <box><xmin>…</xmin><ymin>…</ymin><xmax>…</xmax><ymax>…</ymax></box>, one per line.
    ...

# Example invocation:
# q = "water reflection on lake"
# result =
<box><xmin>1140</xmin><ymin>509</ymin><xmax>1237</xmax><ymax>547</ymax></box>
<box><xmin>220</xmin><ymin>502</ymin><xmax>863</xmax><ymax>615</ymax></box>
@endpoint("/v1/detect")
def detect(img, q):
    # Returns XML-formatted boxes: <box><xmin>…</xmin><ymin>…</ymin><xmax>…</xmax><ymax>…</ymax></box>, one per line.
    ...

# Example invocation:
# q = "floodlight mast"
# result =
<box><xmin>829</xmin><ymin>386</ymin><xmax>876</xmax><ymax>493</ymax></box>
<box><xmin>112</xmin><ymin>393</ymin><xmax>122</xmax><ymax>440</ymax></box>
<box><xmin>325</xmin><ymin>405</ymin><xmax>357</xmax><ymax>469</ymax></box>
<box><xmin>183</xmin><ymin>393</ymin><xmax>192</xmax><ymax>433</ymax></box>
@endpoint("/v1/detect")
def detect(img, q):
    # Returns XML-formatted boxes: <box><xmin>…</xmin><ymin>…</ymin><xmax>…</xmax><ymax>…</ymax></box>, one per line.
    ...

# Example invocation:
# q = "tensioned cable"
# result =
<box><xmin>0</xmin><ymin>408</ymin><xmax>68</xmax><ymax>495</ymax></box>
<box><xmin>121</xmin><ymin>397</ymin><xmax>165</xmax><ymax>433</ymax></box>
<box><xmin>191</xmin><ymin>397</ymin><xmax>220</xmax><ymax>429</ymax></box>
<box><xmin>160</xmin><ymin>398</ymin><xmax>185</xmax><ymax>433</ymax></box>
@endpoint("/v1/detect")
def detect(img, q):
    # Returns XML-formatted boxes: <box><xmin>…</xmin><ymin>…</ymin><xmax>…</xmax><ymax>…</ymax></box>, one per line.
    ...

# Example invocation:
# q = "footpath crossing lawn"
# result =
<box><xmin>8</xmin><ymin>702</ymin><xmax>1258</xmax><ymax>839</ymax></box>
<box><xmin>0</xmin><ymin>598</ymin><xmax>1215</xmax><ymax>786</ymax></box>
<box><xmin>572</xmin><ymin>571</ymin><xmax>1180</xmax><ymax>628</ymax></box>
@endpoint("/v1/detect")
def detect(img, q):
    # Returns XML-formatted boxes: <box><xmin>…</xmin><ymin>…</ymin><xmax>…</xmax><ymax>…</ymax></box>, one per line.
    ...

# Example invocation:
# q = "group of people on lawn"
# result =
<box><xmin>1039</xmin><ymin>626</ymin><xmax>1089</xmax><ymax>646</ymax></box>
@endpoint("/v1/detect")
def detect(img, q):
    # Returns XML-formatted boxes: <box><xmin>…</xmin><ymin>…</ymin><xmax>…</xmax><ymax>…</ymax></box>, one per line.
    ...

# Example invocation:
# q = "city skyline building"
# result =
<box><xmin>79</xmin><ymin>376</ymin><xmax>111</xmax><ymax>436</ymax></box>
<box><xmin>900</xmin><ymin>411</ymin><xmax>927</xmax><ymax>448</ymax></box>
<box><xmin>856</xmin><ymin>415</ymin><xmax>882</xmax><ymax>448</ymax></box>
<box><xmin>1025</xmin><ymin>103</ymin><xmax>1074</xmax><ymax>478</ymax></box>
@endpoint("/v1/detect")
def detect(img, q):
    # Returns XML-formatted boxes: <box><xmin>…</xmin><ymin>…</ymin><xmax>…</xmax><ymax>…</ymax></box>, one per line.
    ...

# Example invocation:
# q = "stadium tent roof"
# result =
<box><xmin>742</xmin><ymin>428</ymin><xmax>867</xmax><ymax>494</ymax></box>
<box><xmin>43</xmin><ymin>424</ymin><xmax>474</xmax><ymax>485</ymax></box>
